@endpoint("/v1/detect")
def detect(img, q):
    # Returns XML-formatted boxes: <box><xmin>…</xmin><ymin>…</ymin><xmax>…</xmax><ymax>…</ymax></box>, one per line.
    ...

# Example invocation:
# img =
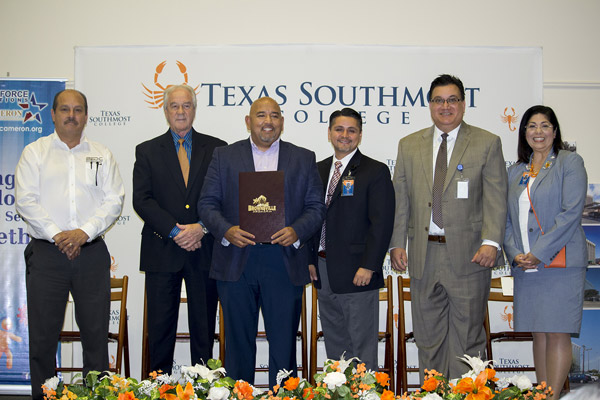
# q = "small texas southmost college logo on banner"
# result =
<box><xmin>142</xmin><ymin>60</ymin><xmax>199</xmax><ymax>109</ymax></box>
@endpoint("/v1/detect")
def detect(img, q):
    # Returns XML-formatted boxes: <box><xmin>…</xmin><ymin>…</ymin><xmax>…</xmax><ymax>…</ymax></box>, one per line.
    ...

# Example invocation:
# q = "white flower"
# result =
<box><xmin>252</xmin><ymin>386</ymin><xmax>264</xmax><ymax>396</ymax></box>
<box><xmin>42</xmin><ymin>377</ymin><xmax>60</xmax><ymax>390</ymax></box>
<box><xmin>138</xmin><ymin>380</ymin><xmax>157</xmax><ymax>396</ymax></box>
<box><xmin>323</xmin><ymin>371</ymin><xmax>347</xmax><ymax>388</ymax></box>
<box><xmin>421</xmin><ymin>393</ymin><xmax>443</xmax><ymax>400</ymax></box>
<box><xmin>362</xmin><ymin>392</ymin><xmax>380</xmax><ymax>400</ymax></box>
<box><xmin>332</xmin><ymin>353</ymin><xmax>360</xmax><ymax>373</ymax></box>
<box><xmin>458</xmin><ymin>354</ymin><xmax>493</xmax><ymax>376</ymax></box>
<box><xmin>509</xmin><ymin>374</ymin><xmax>533</xmax><ymax>390</ymax></box>
<box><xmin>182</xmin><ymin>364</ymin><xmax>227</xmax><ymax>383</ymax></box>
<box><xmin>494</xmin><ymin>377</ymin><xmax>511</xmax><ymax>390</ymax></box>
<box><xmin>276</xmin><ymin>369</ymin><xmax>292</xmax><ymax>386</ymax></box>
<box><xmin>207</xmin><ymin>386</ymin><xmax>230</xmax><ymax>400</ymax></box>
<box><xmin>156</xmin><ymin>373</ymin><xmax>175</xmax><ymax>385</ymax></box>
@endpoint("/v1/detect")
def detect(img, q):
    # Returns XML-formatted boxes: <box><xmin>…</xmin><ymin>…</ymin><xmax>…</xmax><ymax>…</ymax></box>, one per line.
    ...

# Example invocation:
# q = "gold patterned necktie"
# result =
<box><xmin>432</xmin><ymin>133</ymin><xmax>448</xmax><ymax>228</ymax></box>
<box><xmin>178</xmin><ymin>138</ymin><xmax>189</xmax><ymax>187</ymax></box>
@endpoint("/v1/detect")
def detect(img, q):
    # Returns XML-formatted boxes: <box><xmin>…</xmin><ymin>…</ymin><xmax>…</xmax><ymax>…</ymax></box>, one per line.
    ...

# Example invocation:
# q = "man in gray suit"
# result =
<box><xmin>389</xmin><ymin>74</ymin><xmax>508</xmax><ymax>379</ymax></box>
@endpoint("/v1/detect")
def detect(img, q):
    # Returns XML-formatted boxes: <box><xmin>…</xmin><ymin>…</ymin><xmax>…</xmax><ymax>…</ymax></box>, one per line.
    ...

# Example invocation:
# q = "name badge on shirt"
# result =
<box><xmin>341</xmin><ymin>176</ymin><xmax>354</xmax><ymax>196</ymax></box>
<box><xmin>455</xmin><ymin>164</ymin><xmax>468</xmax><ymax>199</ymax></box>
<box><xmin>519</xmin><ymin>172</ymin><xmax>530</xmax><ymax>185</ymax></box>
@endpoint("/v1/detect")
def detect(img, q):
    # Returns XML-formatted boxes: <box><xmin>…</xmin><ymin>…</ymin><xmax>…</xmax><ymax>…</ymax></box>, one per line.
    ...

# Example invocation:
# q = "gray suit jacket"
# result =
<box><xmin>503</xmin><ymin>150</ymin><xmax>587</xmax><ymax>268</ymax></box>
<box><xmin>390</xmin><ymin>122</ymin><xmax>508</xmax><ymax>279</ymax></box>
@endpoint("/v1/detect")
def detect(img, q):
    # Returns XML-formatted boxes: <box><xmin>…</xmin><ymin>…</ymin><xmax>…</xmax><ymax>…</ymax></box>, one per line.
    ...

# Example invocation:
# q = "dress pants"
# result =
<box><xmin>410</xmin><ymin>241</ymin><xmax>490</xmax><ymax>380</ymax></box>
<box><xmin>217</xmin><ymin>244</ymin><xmax>303</xmax><ymax>388</ymax></box>
<box><xmin>145</xmin><ymin>261</ymin><xmax>217</xmax><ymax>374</ymax></box>
<box><xmin>25</xmin><ymin>238</ymin><xmax>110</xmax><ymax>400</ymax></box>
<box><xmin>317</xmin><ymin>257</ymin><xmax>379</xmax><ymax>370</ymax></box>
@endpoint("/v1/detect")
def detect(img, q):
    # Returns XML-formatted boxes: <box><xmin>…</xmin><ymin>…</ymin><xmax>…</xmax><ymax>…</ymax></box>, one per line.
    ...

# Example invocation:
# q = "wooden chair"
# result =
<box><xmin>309</xmin><ymin>276</ymin><xmax>395</xmax><ymax>392</ymax></box>
<box><xmin>485</xmin><ymin>277</ymin><xmax>535</xmax><ymax>372</ymax></box>
<box><xmin>140</xmin><ymin>290</ymin><xmax>225</xmax><ymax>378</ymax></box>
<box><xmin>396</xmin><ymin>275</ymin><xmax>420</xmax><ymax>394</ymax></box>
<box><xmin>485</xmin><ymin>277</ymin><xmax>569</xmax><ymax>393</ymax></box>
<box><xmin>252</xmin><ymin>285</ymin><xmax>309</xmax><ymax>388</ymax></box>
<box><xmin>57</xmin><ymin>275</ymin><xmax>130</xmax><ymax>377</ymax></box>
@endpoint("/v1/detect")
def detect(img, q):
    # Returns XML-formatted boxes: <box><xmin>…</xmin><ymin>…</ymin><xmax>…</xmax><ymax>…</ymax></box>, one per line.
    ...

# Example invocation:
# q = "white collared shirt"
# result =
<box><xmin>15</xmin><ymin>132</ymin><xmax>125</xmax><ymax>242</ymax></box>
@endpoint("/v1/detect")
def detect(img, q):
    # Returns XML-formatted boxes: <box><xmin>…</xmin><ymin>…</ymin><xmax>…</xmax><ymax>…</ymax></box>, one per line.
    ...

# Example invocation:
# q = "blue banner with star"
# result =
<box><xmin>0</xmin><ymin>79</ymin><xmax>65</xmax><ymax>391</ymax></box>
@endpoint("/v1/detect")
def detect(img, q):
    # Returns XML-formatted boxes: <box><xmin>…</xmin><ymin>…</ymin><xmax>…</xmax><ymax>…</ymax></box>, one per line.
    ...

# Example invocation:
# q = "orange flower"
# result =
<box><xmin>454</xmin><ymin>371</ymin><xmax>494</xmax><ymax>400</ymax></box>
<box><xmin>302</xmin><ymin>387</ymin><xmax>314</xmax><ymax>400</ymax></box>
<box><xmin>234</xmin><ymin>380</ymin><xmax>254</xmax><ymax>400</ymax></box>
<box><xmin>422</xmin><ymin>376</ymin><xmax>438</xmax><ymax>392</ymax></box>
<box><xmin>178</xmin><ymin>382</ymin><xmax>195</xmax><ymax>400</ymax></box>
<box><xmin>424</xmin><ymin>369</ymin><xmax>442</xmax><ymax>377</ymax></box>
<box><xmin>159</xmin><ymin>384</ymin><xmax>174</xmax><ymax>399</ymax></box>
<box><xmin>381</xmin><ymin>389</ymin><xmax>395</xmax><ymax>400</ymax></box>
<box><xmin>42</xmin><ymin>386</ymin><xmax>57</xmax><ymax>400</ymax></box>
<box><xmin>356</xmin><ymin>364</ymin><xmax>367</xmax><ymax>377</ymax></box>
<box><xmin>284</xmin><ymin>377</ymin><xmax>300</xmax><ymax>391</ymax></box>
<box><xmin>375</xmin><ymin>372</ymin><xmax>390</xmax><ymax>388</ymax></box>
<box><xmin>118</xmin><ymin>392</ymin><xmax>137</xmax><ymax>400</ymax></box>
<box><xmin>331</xmin><ymin>361</ymin><xmax>340</xmax><ymax>372</ymax></box>
<box><xmin>482</xmin><ymin>368</ymin><xmax>498</xmax><ymax>382</ymax></box>
<box><xmin>163</xmin><ymin>382</ymin><xmax>194</xmax><ymax>400</ymax></box>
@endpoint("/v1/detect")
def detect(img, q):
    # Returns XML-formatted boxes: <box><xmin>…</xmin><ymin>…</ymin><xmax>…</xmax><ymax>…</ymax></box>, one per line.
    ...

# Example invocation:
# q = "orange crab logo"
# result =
<box><xmin>501</xmin><ymin>107</ymin><xmax>519</xmax><ymax>131</ymax></box>
<box><xmin>142</xmin><ymin>60</ymin><xmax>200</xmax><ymax>109</ymax></box>
<box><xmin>500</xmin><ymin>305</ymin><xmax>514</xmax><ymax>329</ymax></box>
<box><xmin>110</xmin><ymin>256</ymin><xmax>118</xmax><ymax>275</ymax></box>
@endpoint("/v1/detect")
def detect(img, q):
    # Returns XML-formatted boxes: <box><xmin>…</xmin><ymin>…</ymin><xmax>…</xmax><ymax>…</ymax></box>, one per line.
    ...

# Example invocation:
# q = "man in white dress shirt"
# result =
<box><xmin>15</xmin><ymin>89</ymin><xmax>124</xmax><ymax>399</ymax></box>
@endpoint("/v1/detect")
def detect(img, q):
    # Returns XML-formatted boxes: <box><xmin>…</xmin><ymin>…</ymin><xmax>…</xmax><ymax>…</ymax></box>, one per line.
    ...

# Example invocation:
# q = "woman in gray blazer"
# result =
<box><xmin>504</xmin><ymin>105</ymin><xmax>587</xmax><ymax>400</ymax></box>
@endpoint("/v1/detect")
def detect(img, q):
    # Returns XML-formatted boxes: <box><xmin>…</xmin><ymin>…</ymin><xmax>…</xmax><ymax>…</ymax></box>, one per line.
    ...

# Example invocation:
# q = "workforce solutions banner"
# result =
<box><xmin>75</xmin><ymin>45</ymin><xmax>542</xmax><ymax>383</ymax></box>
<box><xmin>0</xmin><ymin>79</ymin><xmax>65</xmax><ymax>392</ymax></box>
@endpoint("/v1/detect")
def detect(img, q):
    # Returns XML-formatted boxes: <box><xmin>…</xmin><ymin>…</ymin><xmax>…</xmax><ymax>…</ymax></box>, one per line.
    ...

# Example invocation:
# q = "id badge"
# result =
<box><xmin>455</xmin><ymin>164</ymin><xmax>468</xmax><ymax>199</ymax></box>
<box><xmin>456</xmin><ymin>179</ymin><xmax>469</xmax><ymax>199</ymax></box>
<box><xmin>341</xmin><ymin>176</ymin><xmax>354</xmax><ymax>196</ymax></box>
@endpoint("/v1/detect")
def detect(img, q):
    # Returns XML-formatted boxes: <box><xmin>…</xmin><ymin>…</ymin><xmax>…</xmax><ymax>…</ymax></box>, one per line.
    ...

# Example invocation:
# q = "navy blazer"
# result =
<box><xmin>198</xmin><ymin>138</ymin><xmax>326</xmax><ymax>285</ymax></box>
<box><xmin>310</xmin><ymin>149</ymin><xmax>395</xmax><ymax>294</ymax></box>
<box><xmin>133</xmin><ymin>129</ymin><xmax>227</xmax><ymax>272</ymax></box>
<box><xmin>504</xmin><ymin>150</ymin><xmax>587</xmax><ymax>268</ymax></box>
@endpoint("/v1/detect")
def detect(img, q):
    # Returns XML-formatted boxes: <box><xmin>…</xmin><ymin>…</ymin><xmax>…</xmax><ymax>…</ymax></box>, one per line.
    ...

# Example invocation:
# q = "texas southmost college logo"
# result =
<box><xmin>142</xmin><ymin>60</ymin><xmax>199</xmax><ymax>109</ymax></box>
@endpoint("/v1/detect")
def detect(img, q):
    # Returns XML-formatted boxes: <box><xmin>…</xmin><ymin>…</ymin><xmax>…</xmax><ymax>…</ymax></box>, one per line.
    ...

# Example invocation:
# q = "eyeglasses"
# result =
<box><xmin>526</xmin><ymin>123</ymin><xmax>553</xmax><ymax>131</ymax></box>
<box><xmin>430</xmin><ymin>97</ymin><xmax>462</xmax><ymax>106</ymax></box>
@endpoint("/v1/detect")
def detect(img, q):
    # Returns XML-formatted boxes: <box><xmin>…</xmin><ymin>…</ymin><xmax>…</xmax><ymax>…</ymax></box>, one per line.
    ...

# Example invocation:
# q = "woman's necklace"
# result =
<box><xmin>528</xmin><ymin>161</ymin><xmax>539</xmax><ymax>178</ymax></box>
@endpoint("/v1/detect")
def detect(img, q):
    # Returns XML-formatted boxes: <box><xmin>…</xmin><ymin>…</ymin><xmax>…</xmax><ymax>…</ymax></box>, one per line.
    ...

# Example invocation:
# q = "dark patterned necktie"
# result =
<box><xmin>432</xmin><ymin>133</ymin><xmax>448</xmax><ymax>228</ymax></box>
<box><xmin>319</xmin><ymin>161</ymin><xmax>343</xmax><ymax>250</ymax></box>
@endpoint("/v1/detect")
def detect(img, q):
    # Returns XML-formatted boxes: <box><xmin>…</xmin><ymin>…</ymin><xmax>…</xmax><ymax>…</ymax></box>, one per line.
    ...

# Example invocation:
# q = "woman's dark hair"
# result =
<box><xmin>517</xmin><ymin>105</ymin><xmax>565</xmax><ymax>163</ymax></box>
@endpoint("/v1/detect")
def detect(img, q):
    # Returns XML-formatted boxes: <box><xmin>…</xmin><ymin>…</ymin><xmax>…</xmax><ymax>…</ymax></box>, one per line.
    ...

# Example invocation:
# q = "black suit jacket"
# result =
<box><xmin>133</xmin><ymin>129</ymin><xmax>227</xmax><ymax>272</ymax></box>
<box><xmin>311</xmin><ymin>149</ymin><xmax>395</xmax><ymax>294</ymax></box>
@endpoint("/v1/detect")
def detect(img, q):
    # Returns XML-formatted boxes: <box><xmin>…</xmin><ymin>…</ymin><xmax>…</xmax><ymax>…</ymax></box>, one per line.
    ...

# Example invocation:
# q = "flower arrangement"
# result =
<box><xmin>41</xmin><ymin>355</ymin><xmax>552</xmax><ymax>400</ymax></box>
<box><xmin>402</xmin><ymin>355</ymin><xmax>553</xmax><ymax>400</ymax></box>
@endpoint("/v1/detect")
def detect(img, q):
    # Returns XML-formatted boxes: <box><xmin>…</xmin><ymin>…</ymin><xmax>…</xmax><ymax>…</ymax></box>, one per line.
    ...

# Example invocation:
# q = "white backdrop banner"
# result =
<box><xmin>75</xmin><ymin>44</ymin><xmax>542</xmax><ymax>383</ymax></box>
